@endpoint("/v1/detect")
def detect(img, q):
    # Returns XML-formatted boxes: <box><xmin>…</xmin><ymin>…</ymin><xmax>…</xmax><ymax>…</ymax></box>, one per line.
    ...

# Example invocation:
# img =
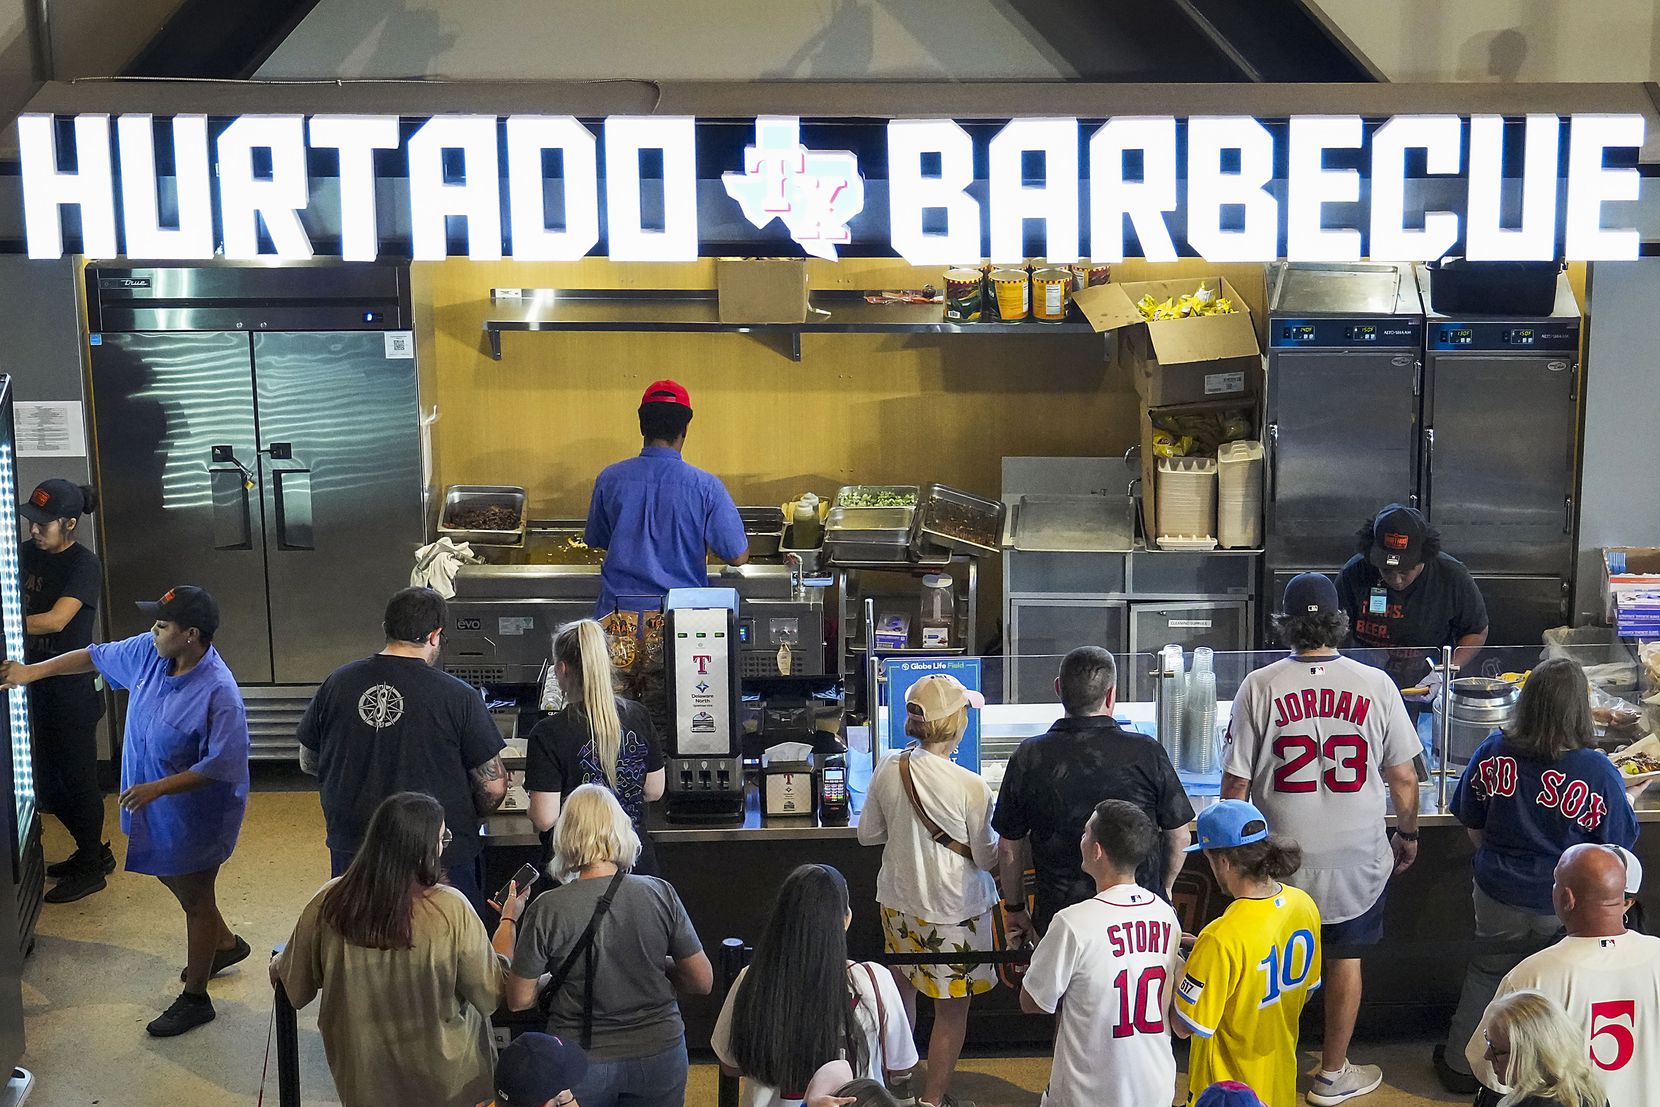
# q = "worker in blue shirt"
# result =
<box><xmin>585</xmin><ymin>378</ymin><xmax>748</xmax><ymax>617</ymax></box>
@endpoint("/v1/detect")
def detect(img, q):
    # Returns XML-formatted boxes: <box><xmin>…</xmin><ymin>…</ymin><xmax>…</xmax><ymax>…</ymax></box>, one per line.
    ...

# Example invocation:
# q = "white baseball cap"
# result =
<box><xmin>905</xmin><ymin>674</ymin><xmax>985</xmax><ymax>721</ymax></box>
<box><xmin>1608</xmin><ymin>845</ymin><xmax>1644</xmax><ymax>896</ymax></box>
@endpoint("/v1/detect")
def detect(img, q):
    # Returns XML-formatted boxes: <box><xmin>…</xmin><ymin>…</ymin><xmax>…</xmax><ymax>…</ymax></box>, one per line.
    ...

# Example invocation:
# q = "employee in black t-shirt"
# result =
<box><xmin>19</xmin><ymin>479</ymin><xmax>110</xmax><ymax>903</ymax></box>
<box><xmin>524</xmin><ymin>618</ymin><xmax>666</xmax><ymax>876</ymax></box>
<box><xmin>1336</xmin><ymin>504</ymin><xmax>1489</xmax><ymax>687</ymax></box>
<box><xmin>297</xmin><ymin>587</ymin><xmax>507</xmax><ymax>914</ymax></box>
<box><xmin>992</xmin><ymin>646</ymin><xmax>1195</xmax><ymax>945</ymax></box>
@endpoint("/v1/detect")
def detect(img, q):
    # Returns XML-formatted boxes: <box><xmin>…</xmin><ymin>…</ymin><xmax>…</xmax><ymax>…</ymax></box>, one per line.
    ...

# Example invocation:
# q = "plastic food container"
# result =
<box><xmin>1216</xmin><ymin>441</ymin><xmax>1264</xmax><ymax>549</ymax></box>
<box><xmin>1155</xmin><ymin>457</ymin><xmax>1218</xmax><ymax>544</ymax></box>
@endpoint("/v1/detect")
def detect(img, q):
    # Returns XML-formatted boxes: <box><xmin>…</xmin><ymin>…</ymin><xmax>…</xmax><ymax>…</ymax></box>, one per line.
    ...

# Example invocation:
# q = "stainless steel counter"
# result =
<box><xmin>485</xmin><ymin>784</ymin><xmax>863</xmax><ymax>848</ymax></box>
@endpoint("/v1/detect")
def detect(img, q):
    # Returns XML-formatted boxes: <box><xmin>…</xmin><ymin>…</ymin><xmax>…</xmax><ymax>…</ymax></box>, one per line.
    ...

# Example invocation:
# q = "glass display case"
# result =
<box><xmin>0</xmin><ymin>394</ymin><xmax>34</xmax><ymax>860</ymax></box>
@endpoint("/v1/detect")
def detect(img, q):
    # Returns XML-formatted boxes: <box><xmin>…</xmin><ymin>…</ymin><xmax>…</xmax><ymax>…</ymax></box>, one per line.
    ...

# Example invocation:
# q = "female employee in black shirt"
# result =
<box><xmin>19</xmin><ymin>479</ymin><xmax>109</xmax><ymax>903</ymax></box>
<box><xmin>525</xmin><ymin>619</ymin><xmax>666</xmax><ymax>876</ymax></box>
<box><xmin>1336</xmin><ymin>503</ymin><xmax>1489</xmax><ymax>685</ymax></box>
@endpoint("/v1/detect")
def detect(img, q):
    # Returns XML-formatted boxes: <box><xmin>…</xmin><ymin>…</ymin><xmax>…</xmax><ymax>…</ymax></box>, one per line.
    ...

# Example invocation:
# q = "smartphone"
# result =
<box><xmin>495</xmin><ymin>861</ymin><xmax>541</xmax><ymax>907</ymax></box>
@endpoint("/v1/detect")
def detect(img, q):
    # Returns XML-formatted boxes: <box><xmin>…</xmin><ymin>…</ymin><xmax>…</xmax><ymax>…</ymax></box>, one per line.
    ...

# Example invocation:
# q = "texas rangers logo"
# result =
<box><xmin>358</xmin><ymin>683</ymin><xmax>405</xmax><ymax>729</ymax></box>
<box><xmin>722</xmin><ymin>116</ymin><xmax>865</xmax><ymax>260</ymax></box>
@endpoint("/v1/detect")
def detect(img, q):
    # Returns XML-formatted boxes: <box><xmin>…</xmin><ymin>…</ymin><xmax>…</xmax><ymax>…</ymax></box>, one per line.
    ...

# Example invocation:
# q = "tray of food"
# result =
<box><xmin>1610</xmin><ymin>734</ymin><xmax>1660</xmax><ymax>786</ymax></box>
<box><xmin>439</xmin><ymin>485</ymin><xmax>528</xmax><ymax>546</ymax></box>
<box><xmin>910</xmin><ymin>483</ymin><xmax>1005</xmax><ymax>558</ymax></box>
<box><xmin>833</xmin><ymin>485</ymin><xmax>919</xmax><ymax>510</ymax></box>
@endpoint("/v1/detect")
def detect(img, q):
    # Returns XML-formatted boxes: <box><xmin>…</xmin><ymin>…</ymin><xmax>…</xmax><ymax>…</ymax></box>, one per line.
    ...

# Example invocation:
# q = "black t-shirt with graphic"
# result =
<box><xmin>20</xmin><ymin>540</ymin><xmax>102</xmax><ymax>706</ymax></box>
<box><xmin>297</xmin><ymin>653</ymin><xmax>504</xmax><ymax>864</ymax></box>
<box><xmin>524</xmin><ymin>698</ymin><xmax>664</xmax><ymax>825</ymax></box>
<box><xmin>991</xmin><ymin>716</ymin><xmax>1195</xmax><ymax>929</ymax></box>
<box><xmin>1336</xmin><ymin>552</ymin><xmax>1488</xmax><ymax>683</ymax></box>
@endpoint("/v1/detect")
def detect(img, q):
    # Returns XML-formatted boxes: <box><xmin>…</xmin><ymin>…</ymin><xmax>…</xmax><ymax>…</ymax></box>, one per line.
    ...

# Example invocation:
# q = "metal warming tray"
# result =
<box><xmin>438</xmin><ymin>484</ymin><xmax>528</xmax><ymax>546</ymax></box>
<box><xmin>831</xmin><ymin>484</ymin><xmax>920</xmax><ymax>511</ymax></box>
<box><xmin>911</xmin><ymin>483</ymin><xmax>1005</xmax><ymax>558</ymax></box>
<box><xmin>825</xmin><ymin>504</ymin><xmax>914</xmax><ymax>564</ymax></box>
<box><xmin>739</xmin><ymin>506</ymin><xmax>787</xmax><ymax>558</ymax></box>
<box><xmin>1009</xmin><ymin>494</ymin><xmax>1137</xmax><ymax>552</ymax></box>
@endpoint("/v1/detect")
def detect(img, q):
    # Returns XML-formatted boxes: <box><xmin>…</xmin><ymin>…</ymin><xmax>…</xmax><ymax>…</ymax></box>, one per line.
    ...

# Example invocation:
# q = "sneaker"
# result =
<box><xmin>44</xmin><ymin>867</ymin><xmax>107</xmax><ymax>904</ymax></box>
<box><xmin>1307</xmin><ymin>1063</ymin><xmax>1383</xmax><ymax>1105</ymax></box>
<box><xmin>1432</xmin><ymin>1045</ymin><xmax>1480</xmax><ymax>1096</ymax></box>
<box><xmin>179</xmin><ymin>934</ymin><xmax>251</xmax><ymax>983</ymax></box>
<box><xmin>146</xmin><ymin>991</ymin><xmax>215</xmax><ymax>1037</ymax></box>
<box><xmin>47</xmin><ymin>843</ymin><xmax>115</xmax><ymax>879</ymax></box>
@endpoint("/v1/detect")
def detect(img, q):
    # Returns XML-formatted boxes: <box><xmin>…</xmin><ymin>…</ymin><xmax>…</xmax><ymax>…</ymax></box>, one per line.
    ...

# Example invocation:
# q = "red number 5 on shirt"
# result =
<box><xmin>1589</xmin><ymin>999</ymin><xmax>1636</xmax><ymax>1071</ymax></box>
<box><xmin>1271</xmin><ymin>734</ymin><xmax>1370</xmax><ymax>794</ymax></box>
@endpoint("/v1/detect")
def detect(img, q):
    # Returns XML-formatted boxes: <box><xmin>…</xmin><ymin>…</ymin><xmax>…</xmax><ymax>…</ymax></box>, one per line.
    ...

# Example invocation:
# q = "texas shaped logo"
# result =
<box><xmin>722</xmin><ymin>116</ymin><xmax>865</xmax><ymax>260</ymax></box>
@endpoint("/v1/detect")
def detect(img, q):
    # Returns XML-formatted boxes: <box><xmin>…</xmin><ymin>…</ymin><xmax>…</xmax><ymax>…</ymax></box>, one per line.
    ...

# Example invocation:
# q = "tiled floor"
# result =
<box><xmin>22</xmin><ymin>781</ymin><xmax>1468</xmax><ymax>1105</ymax></box>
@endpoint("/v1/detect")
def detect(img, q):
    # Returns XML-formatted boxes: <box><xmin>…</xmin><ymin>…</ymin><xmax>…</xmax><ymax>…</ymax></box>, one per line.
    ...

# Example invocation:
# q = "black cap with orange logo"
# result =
<box><xmin>1367</xmin><ymin>504</ymin><xmax>1429</xmax><ymax>572</ymax></box>
<box><xmin>136</xmin><ymin>586</ymin><xmax>221</xmax><ymax>637</ymax></box>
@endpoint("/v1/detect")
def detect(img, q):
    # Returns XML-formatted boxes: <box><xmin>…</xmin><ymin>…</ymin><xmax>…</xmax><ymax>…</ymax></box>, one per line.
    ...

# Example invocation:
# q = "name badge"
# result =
<box><xmin>1369</xmin><ymin>587</ymin><xmax>1388</xmax><ymax>615</ymax></box>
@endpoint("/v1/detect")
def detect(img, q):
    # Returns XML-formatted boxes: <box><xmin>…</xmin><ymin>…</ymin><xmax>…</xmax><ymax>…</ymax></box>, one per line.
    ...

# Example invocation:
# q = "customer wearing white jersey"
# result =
<box><xmin>1020</xmin><ymin>799</ymin><xmax>1184</xmax><ymax>1107</ymax></box>
<box><xmin>1469</xmin><ymin>843</ymin><xmax>1660</xmax><ymax>1107</ymax></box>
<box><xmin>1222</xmin><ymin>573</ymin><xmax>1423</xmax><ymax>1106</ymax></box>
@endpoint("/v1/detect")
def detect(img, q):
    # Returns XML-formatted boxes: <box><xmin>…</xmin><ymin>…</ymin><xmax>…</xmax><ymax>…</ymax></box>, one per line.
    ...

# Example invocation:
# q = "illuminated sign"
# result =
<box><xmin>15</xmin><ymin>112</ymin><xmax>1647</xmax><ymax>264</ymax></box>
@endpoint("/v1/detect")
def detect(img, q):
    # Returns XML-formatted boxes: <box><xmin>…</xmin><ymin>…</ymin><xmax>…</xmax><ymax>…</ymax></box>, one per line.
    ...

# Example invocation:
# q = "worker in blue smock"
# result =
<box><xmin>2</xmin><ymin>585</ymin><xmax>250</xmax><ymax>1038</ymax></box>
<box><xmin>585</xmin><ymin>378</ymin><xmax>749</xmax><ymax>619</ymax></box>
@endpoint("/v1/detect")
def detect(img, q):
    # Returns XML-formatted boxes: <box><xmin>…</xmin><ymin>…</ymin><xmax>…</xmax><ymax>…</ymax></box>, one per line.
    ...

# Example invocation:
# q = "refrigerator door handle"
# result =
<box><xmin>272</xmin><ymin>465</ymin><xmax>315</xmax><ymax>550</ymax></box>
<box><xmin>1266</xmin><ymin>423</ymin><xmax>1279</xmax><ymax>503</ymax></box>
<box><xmin>208</xmin><ymin>466</ymin><xmax>254</xmax><ymax>550</ymax></box>
<box><xmin>1421</xmin><ymin>428</ymin><xmax>1435</xmax><ymax>515</ymax></box>
<box><xmin>1564</xmin><ymin>494</ymin><xmax>1574</xmax><ymax>536</ymax></box>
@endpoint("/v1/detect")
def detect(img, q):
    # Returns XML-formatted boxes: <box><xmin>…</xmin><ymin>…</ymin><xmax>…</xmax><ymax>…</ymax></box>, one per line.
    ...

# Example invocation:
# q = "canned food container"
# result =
<box><xmin>1071</xmin><ymin>263</ymin><xmax>1111</xmax><ymax>292</ymax></box>
<box><xmin>990</xmin><ymin>268</ymin><xmax>1029</xmax><ymax>322</ymax></box>
<box><xmin>1032</xmin><ymin>267</ymin><xmax>1073</xmax><ymax>323</ymax></box>
<box><xmin>944</xmin><ymin>268</ymin><xmax>984</xmax><ymax>322</ymax></box>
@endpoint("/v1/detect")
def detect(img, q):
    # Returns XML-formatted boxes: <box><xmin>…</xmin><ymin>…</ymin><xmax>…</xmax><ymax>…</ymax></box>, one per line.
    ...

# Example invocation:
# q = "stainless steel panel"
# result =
<box><xmin>1267</xmin><ymin>348</ymin><xmax>1419</xmax><ymax>566</ymax></box>
<box><xmin>1471</xmin><ymin>575</ymin><xmax>1570</xmax><ymax>647</ymax></box>
<box><xmin>1424</xmin><ymin>353</ymin><xmax>1575</xmax><ymax>574</ymax></box>
<box><xmin>1004</xmin><ymin>550</ymin><xmax>1127</xmax><ymax>595</ymax></box>
<box><xmin>1128</xmin><ymin>552</ymin><xmax>1255</xmax><ymax>596</ymax></box>
<box><xmin>1269</xmin><ymin>262</ymin><xmax>1411</xmax><ymax>315</ymax></box>
<box><xmin>1128</xmin><ymin>601</ymin><xmax>1251</xmax><ymax>656</ymax></box>
<box><xmin>1007</xmin><ymin>599</ymin><xmax>1127</xmax><ymax>703</ymax></box>
<box><xmin>1011</xmin><ymin>495</ymin><xmax>1137</xmax><ymax>552</ymax></box>
<box><xmin>241</xmin><ymin>684</ymin><xmax>320</xmax><ymax>761</ymax></box>
<box><xmin>253</xmin><ymin>332</ymin><xmax>423</xmax><ymax>684</ymax></box>
<box><xmin>89</xmin><ymin>332</ymin><xmax>274</xmax><ymax>680</ymax></box>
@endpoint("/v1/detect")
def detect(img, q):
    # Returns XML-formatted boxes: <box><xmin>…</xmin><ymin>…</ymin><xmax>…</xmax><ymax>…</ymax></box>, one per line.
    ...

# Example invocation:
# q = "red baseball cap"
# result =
<box><xmin>640</xmin><ymin>379</ymin><xmax>691</xmax><ymax>409</ymax></box>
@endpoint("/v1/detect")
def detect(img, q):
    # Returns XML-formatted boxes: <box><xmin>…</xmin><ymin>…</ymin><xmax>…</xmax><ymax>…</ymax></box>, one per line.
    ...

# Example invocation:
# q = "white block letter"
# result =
<box><xmin>1287</xmin><ymin>116</ymin><xmax>1362</xmax><ymax>262</ymax></box>
<box><xmin>118</xmin><ymin>115</ymin><xmax>213</xmax><ymax>260</ymax></box>
<box><xmin>1466</xmin><ymin>114</ymin><xmax>1559</xmax><ymax>261</ymax></box>
<box><xmin>1087</xmin><ymin>117</ymin><xmax>1178</xmax><ymax>263</ymax></box>
<box><xmin>887</xmin><ymin>120</ymin><xmax>980</xmax><ymax>266</ymax></box>
<box><xmin>19</xmin><ymin>113</ymin><xmax>116</xmax><ymax>260</ymax></box>
<box><xmin>1369</xmin><ymin>115</ymin><xmax>1462</xmax><ymax>262</ymax></box>
<box><xmin>217</xmin><ymin>115</ymin><xmax>314</xmax><ymax>261</ymax></box>
<box><xmin>603</xmin><ymin>117</ymin><xmax>698</xmax><ymax>262</ymax></box>
<box><xmin>309</xmin><ymin>116</ymin><xmax>401</xmax><ymax>262</ymax></box>
<box><xmin>1565</xmin><ymin>113</ymin><xmax>1644</xmax><ymax>261</ymax></box>
<box><xmin>408</xmin><ymin>115</ymin><xmax>503</xmax><ymax>261</ymax></box>
<box><xmin>506</xmin><ymin>116</ymin><xmax>599</xmax><ymax>262</ymax></box>
<box><xmin>1186</xmin><ymin>117</ymin><xmax>1278</xmax><ymax>263</ymax></box>
<box><xmin>988</xmin><ymin>118</ymin><xmax>1079</xmax><ymax>264</ymax></box>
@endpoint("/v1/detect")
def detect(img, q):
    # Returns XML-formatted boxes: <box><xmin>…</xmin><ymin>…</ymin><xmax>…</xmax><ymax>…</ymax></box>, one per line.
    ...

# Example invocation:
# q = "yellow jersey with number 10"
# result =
<box><xmin>1174</xmin><ymin>884</ymin><xmax>1323</xmax><ymax>1107</ymax></box>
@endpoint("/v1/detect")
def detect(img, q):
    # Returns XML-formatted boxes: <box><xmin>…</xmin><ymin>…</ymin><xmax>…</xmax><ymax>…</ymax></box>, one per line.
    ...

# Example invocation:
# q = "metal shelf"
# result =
<box><xmin>481</xmin><ymin>289</ymin><xmax>1097</xmax><ymax>360</ymax></box>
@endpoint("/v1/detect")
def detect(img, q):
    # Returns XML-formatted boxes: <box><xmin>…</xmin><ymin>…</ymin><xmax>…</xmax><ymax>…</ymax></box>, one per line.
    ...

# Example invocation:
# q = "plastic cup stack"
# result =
<box><xmin>1158</xmin><ymin>644</ymin><xmax>1186</xmax><ymax>765</ymax></box>
<box><xmin>1183</xmin><ymin>647</ymin><xmax>1217</xmax><ymax>774</ymax></box>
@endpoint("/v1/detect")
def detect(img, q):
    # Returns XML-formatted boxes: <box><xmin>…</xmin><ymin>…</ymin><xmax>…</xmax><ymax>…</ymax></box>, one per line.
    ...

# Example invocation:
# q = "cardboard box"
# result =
<box><xmin>1139</xmin><ymin>397</ymin><xmax>1263</xmax><ymax>548</ymax></box>
<box><xmin>1075</xmin><ymin>277</ymin><xmax>1262</xmax><ymax>406</ymax></box>
<box><xmin>717</xmin><ymin>259</ymin><xmax>810</xmax><ymax>324</ymax></box>
<box><xmin>1604</xmin><ymin>547</ymin><xmax>1660</xmax><ymax>622</ymax></box>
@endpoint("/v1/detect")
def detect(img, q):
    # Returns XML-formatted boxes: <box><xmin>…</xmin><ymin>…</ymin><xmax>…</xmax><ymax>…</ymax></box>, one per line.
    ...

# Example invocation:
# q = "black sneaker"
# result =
<box><xmin>179</xmin><ymin>934</ymin><xmax>251</xmax><ymax>983</ymax></box>
<box><xmin>1432</xmin><ymin>1044</ymin><xmax>1480</xmax><ymax>1095</ymax></box>
<box><xmin>44</xmin><ymin>867</ymin><xmax>107</xmax><ymax>904</ymax></box>
<box><xmin>47</xmin><ymin>843</ymin><xmax>115</xmax><ymax>879</ymax></box>
<box><xmin>146</xmin><ymin>991</ymin><xmax>215</xmax><ymax>1037</ymax></box>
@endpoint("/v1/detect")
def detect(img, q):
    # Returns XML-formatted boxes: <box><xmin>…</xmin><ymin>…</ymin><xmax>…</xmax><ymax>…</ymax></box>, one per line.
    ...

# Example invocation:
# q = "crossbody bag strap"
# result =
<box><xmin>859</xmin><ymin>962</ymin><xmax>887</xmax><ymax>1078</ymax></box>
<box><xmin>538</xmin><ymin>869</ymin><xmax>628</xmax><ymax>1048</ymax></box>
<box><xmin>897</xmin><ymin>748</ymin><xmax>974</xmax><ymax>860</ymax></box>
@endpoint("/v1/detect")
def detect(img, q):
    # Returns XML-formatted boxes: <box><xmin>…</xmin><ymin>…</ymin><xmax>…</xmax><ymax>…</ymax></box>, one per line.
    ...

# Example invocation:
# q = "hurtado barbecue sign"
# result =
<box><xmin>16</xmin><ymin>112</ymin><xmax>1648</xmax><ymax>264</ymax></box>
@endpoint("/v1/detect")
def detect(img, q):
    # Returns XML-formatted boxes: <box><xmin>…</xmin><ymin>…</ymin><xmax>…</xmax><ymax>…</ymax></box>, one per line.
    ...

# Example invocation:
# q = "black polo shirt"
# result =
<box><xmin>992</xmin><ymin>715</ymin><xmax>1194</xmax><ymax>930</ymax></box>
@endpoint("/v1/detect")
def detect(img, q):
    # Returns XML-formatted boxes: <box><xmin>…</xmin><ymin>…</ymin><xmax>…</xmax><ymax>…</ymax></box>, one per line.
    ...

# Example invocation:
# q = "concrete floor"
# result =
<box><xmin>22</xmin><ymin>776</ymin><xmax>1470</xmax><ymax>1106</ymax></box>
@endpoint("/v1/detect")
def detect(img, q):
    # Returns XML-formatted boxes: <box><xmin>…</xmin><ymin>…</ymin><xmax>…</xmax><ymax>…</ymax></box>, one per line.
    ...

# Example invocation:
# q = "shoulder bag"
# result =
<box><xmin>536</xmin><ymin>869</ymin><xmax>628</xmax><ymax>1048</ymax></box>
<box><xmin>898</xmin><ymin>748</ymin><xmax>974</xmax><ymax>860</ymax></box>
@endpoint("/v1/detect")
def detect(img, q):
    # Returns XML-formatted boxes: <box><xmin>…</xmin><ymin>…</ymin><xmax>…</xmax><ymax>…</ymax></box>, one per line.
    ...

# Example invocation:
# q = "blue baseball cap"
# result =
<box><xmin>1187</xmin><ymin>799</ymin><xmax>1271</xmax><ymax>852</ymax></box>
<box><xmin>1195</xmin><ymin>1081</ymin><xmax>1267</xmax><ymax>1107</ymax></box>
<box><xmin>495</xmin><ymin>1032</ymin><xmax>589</xmax><ymax>1104</ymax></box>
<box><xmin>1280</xmin><ymin>572</ymin><xmax>1339</xmax><ymax>617</ymax></box>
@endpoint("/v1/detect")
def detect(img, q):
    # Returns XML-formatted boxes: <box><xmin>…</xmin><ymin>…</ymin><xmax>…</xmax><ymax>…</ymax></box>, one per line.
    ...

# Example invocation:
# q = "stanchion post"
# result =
<box><xmin>275</xmin><ymin>978</ymin><xmax>301</xmax><ymax>1107</ymax></box>
<box><xmin>717</xmin><ymin>938</ymin><xmax>746</xmax><ymax>1107</ymax></box>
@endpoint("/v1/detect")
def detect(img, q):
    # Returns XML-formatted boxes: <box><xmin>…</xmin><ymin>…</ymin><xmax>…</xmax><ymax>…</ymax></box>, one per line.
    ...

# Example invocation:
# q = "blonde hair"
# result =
<box><xmin>1488</xmin><ymin>990</ymin><xmax>1607</xmax><ymax>1107</ymax></box>
<box><xmin>550</xmin><ymin>783</ymin><xmax>641</xmax><ymax>880</ymax></box>
<box><xmin>905</xmin><ymin>705</ymin><xmax>967</xmax><ymax>748</ymax></box>
<box><xmin>553</xmin><ymin>619</ymin><xmax>624</xmax><ymax>788</ymax></box>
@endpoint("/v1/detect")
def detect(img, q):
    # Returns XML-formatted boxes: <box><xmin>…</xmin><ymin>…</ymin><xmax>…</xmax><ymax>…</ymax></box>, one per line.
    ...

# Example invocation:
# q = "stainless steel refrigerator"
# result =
<box><xmin>85</xmin><ymin>265</ymin><xmax>425</xmax><ymax>757</ymax></box>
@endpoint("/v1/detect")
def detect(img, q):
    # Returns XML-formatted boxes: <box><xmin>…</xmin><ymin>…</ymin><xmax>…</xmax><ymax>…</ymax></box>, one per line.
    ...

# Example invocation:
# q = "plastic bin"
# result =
<box><xmin>1156</xmin><ymin>456</ymin><xmax>1218</xmax><ymax>543</ymax></box>
<box><xmin>1216</xmin><ymin>440</ymin><xmax>1263</xmax><ymax>549</ymax></box>
<box><xmin>1427</xmin><ymin>259</ymin><xmax>1560</xmax><ymax>315</ymax></box>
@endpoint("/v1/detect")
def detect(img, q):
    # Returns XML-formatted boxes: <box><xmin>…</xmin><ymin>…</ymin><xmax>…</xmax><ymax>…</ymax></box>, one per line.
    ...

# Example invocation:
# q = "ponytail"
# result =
<box><xmin>553</xmin><ymin>619</ymin><xmax>623</xmax><ymax>789</ymax></box>
<box><xmin>1217</xmin><ymin>832</ymin><xmax>1303</xmax><ymax>882</ymax></box>
<box><xmin>77</xmin><ymin>484</ymin><xmax>98</xmax><ymax>515</ymax></box>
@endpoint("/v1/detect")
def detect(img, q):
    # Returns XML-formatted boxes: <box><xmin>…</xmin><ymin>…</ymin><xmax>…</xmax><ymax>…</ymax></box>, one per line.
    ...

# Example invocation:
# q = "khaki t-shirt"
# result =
<box><xmin>276</xmin><ymin>881</ymin><xmax>505</xmax><ymax>1107</ymax></box>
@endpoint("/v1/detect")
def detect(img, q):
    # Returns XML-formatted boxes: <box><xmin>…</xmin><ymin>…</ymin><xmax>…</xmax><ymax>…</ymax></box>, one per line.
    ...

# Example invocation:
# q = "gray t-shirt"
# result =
<box><xmin>512</xmin><ymin>873</ymin><xmax>702</xmax><ymax>1060</ymax></box>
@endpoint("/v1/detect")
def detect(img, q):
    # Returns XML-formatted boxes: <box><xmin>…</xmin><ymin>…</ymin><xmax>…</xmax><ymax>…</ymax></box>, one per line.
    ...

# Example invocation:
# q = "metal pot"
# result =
<box><xmin>1444</xmin><ymin>676</ymin><xmax>1521</xmax><ymax>767</ymax></box>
